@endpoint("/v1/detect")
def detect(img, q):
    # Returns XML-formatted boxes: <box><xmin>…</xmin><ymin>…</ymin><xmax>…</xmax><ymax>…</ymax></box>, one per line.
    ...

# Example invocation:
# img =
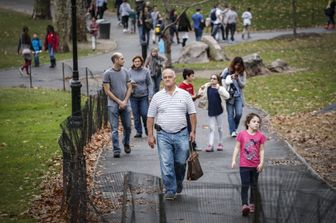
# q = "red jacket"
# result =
<box><xmin>44</xmin><ymin>32</ymin><xmax>59</xmax><ymax>51</ymax></box>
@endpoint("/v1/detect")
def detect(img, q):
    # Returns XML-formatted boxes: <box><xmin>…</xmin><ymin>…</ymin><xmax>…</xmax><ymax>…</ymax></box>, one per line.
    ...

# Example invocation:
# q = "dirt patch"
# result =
<box><xmin>270</xmin><ymin>111</ymin><xmax>336</xmax><ymax>187</ymax></box>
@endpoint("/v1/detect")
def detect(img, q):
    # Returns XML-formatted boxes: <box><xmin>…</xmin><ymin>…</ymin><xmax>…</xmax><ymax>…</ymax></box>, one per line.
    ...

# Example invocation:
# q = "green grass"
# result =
<box><xmin>228</xmin><ymin>33</ymin><xmax>336</xmax><ymax>115</ymax></box>
<box><xmin>0</xmin><ymin>2</ymin><xmax>335</xmax><ymax>221</ymax></box>
<box><xmin>0</xmin><ymin>8</ymin><xmax>97</xmax><ymax>69</ymax></box>
<box><xmin>0</xmin><ymin>88</ymin><xmax>72</xmax><ymax>222</ymax></box>
<box><xmin>177</xmin><ymin>33</ymin><xmax>336</xmax><ymax>115</ymax></box>
<box><xmin>0</xmin><ymin>0</ymin><xmax>327</xmax><ymax>69</ymax></box>
<box><xmin>174</xmin><ymin>61</ymin><xmax>227</xmax><ymax>71</ymax></box>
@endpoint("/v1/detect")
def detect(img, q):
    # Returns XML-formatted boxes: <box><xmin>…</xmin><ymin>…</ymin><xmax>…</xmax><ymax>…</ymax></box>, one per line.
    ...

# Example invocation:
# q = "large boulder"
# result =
<box><xmin>201</xmin><ymin>35</ymin><xmax>224</xmax><ymax>61</ymax></box>
<box><xmin>242</xmin><ymin>53</ymin><xmax>270</xmax><ymax>77</ymax></box>
<box><xmin>267</xmin><ymin>59</ymin><xmax>289</xmax><ymax>72</ymax></box>
<box><xmin>177</xmin><ymin>41</ymin><xmax>209</xmax><ymax>64</ymax></box>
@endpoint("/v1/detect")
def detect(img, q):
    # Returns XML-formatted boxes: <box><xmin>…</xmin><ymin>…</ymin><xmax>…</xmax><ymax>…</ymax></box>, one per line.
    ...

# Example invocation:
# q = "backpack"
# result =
<box><xmin>221</xmin><ymin>68</ymin><xmax>236</xmax><ymax>100</ymax></box>
<box><xmin>221</xmin><ymin>68</ymin><xmax>230</xmax><ymax>81</ymax></box>
<box><xmin>210</xmin><ymin>9</ymin><xmax>217</xmax><ymax>21</ymax></box>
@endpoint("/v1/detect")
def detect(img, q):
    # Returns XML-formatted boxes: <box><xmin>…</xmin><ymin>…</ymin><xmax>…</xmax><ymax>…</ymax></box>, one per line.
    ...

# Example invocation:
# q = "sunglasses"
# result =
<box><xmin>210</xmin><ymin>77</ymin><xmax>217</xmax><ymax>80</ymax></box>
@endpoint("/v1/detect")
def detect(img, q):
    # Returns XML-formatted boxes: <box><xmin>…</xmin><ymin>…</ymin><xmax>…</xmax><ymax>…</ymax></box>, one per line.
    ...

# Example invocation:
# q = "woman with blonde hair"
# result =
<box><xmin>145</xmin><ymin>48</ymin><xmax>166</xmax><ymax>93</ymax></box>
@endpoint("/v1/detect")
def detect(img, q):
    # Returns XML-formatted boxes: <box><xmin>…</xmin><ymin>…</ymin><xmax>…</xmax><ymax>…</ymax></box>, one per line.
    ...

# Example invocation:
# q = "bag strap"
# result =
<box><xmin>221</xmin><ymin>67</ymin><xmax>230</xmax><ymax>79</ymax></box>
<box><xmin>189</xmin><ymin>141</ymin><xmax>194</xmax><ymax>154</ymax></box>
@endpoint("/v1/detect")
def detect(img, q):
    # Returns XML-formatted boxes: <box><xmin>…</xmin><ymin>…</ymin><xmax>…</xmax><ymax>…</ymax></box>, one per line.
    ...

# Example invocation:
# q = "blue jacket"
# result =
<box><xmin>31</xmin><ymin>38</ymin><xmax>42</xmax><ymax>52</ymax></box>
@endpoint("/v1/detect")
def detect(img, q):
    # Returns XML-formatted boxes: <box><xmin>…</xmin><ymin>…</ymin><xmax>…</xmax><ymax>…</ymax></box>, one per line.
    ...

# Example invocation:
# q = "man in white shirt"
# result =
<box><xmin>147</xmin><ymin>69</ymin><xmax>197</xmax><ymax>200</ymax></box>
<box><xmin>211</xmin><ymin>5</ymin><xmax>223</xmax><ymax>41</ymax></box>
<box><xmin>242</xmin><ymin>7</ymin><xmax>252</xmax><ymax>39</ymax></box>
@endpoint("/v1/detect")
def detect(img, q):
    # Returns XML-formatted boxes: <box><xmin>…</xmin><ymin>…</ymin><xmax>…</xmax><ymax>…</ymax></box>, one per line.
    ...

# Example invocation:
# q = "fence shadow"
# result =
<box><xmin>91</xmin><ymin>167</ymin><xmax>336</xmax><ymax>223</ymax></box>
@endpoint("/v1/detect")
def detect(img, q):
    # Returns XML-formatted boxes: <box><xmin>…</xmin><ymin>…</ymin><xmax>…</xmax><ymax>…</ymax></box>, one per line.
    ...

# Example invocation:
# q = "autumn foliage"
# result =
<box><xmin>28</xmin><ymin>127</ymin><xmax>112</xmax><ymax>222</ymax></box>
<box><xmin>271</xmin><ymin>111</ymin><xmax>336</xmax><ymax>187</ymax></box>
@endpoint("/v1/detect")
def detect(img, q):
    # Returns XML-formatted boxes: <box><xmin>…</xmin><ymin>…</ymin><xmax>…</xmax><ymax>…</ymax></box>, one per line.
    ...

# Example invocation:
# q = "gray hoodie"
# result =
<box><xmin>129</xmin><ymin>67</ymin><xmax>153</xmax><ymax>98</ymax></box>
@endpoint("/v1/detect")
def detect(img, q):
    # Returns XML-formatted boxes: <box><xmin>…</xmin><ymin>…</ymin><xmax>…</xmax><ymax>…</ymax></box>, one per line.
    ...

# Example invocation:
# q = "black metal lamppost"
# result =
<box><xmin>70</xmin><ymin>0</ymin><xmax>82</xmax><ymax>126</ymax></box>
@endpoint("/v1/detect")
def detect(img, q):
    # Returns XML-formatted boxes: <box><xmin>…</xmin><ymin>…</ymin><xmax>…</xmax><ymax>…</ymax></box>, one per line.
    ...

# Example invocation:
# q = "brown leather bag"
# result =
<box><xmin>187</xmin><ymin>142</ymin><xmax>203</xmax><ymax>181</ymax></box>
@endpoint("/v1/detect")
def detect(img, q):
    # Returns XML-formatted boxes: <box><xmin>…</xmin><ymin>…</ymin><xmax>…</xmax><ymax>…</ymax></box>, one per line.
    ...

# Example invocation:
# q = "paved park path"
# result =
<box><xmin>1</xmin><ymin>2</ymin><xmax>335</xmax><ymax>222</ymax></box>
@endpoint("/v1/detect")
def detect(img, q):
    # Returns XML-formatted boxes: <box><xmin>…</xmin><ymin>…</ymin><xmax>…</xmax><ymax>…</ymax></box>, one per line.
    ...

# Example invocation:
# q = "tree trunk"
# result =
<box><xmin>76</xmin><ymin>0</ymin><xmax>87</xmax><ymax>42</ymax></box>
<box><xmin>52</xmin><ymin>0</ymin><xmax>87</xmax><ymax>52</ymax></box>
<box><xmin>162</xmin><ymin>0</ymin><xmax>173</xmax><ymax>67</ymax></box>
<box><xmin>53</xmin><ymin>0</ymin><xmax>70</xmax><ymax>52</ymax></box>
<box><xmin>291</xmin><ymin>0</ymin><xmax>297</xmax><ymax>37</ymax></box>
<box><xmin>32</xmin><ymin>0</ymin><xmax>51</xmax><ymax>19</ymax></box>
<box><xmin>163</xmin><ymin>21</ymin><xmax>173</xmax><ymax>68</ymax></box>
<box><xmin>161</xmin><ymin>0</ymin><xmax>210</xmax><ymax>67</ymax></box>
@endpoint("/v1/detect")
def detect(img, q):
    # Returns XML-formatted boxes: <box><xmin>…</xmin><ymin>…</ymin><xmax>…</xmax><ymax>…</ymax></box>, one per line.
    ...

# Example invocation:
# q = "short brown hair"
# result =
<box><xmin>111</xmin><ymin>52</ymin><xmax>122</xmax><ymax>63</ymax></box>
<box><xmin>131</xmin><ymin>55</ymin><xmax>144</xmax><ymax>69</ymax></box>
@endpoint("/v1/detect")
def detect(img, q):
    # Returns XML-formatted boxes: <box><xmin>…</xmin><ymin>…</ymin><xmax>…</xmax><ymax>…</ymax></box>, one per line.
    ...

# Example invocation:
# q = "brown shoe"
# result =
<box><xmin>124</xmin><ymin>144</ymin><xmax>131</xmax><ymax>154</ymax></box>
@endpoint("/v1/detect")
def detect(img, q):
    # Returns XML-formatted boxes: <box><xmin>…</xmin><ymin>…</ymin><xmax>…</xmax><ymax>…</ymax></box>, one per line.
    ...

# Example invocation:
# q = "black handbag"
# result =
<box><xmin>187</xmin><ymin>142</ymin><xmax>203</xmax><ymax>181</ymax></box>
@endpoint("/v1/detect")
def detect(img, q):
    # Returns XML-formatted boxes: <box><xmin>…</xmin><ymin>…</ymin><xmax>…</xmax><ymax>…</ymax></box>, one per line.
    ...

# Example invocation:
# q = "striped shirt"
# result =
<box><xmin>147</xmin><ymin>87</ymin><xmax>196</xmax><ymax>133</ymax></box>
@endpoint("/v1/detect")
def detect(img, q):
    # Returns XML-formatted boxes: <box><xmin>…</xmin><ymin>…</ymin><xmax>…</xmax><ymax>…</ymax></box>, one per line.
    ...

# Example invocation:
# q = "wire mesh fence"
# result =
<box><xmin>58</xmin><ymin>89</ymin><xmax>108</xmax><ymax>222</ymax></box>
<box><xmin>62</xmin><ymin>63</ymin><xmax>102</xmax><ymax>95</ymax></box>
<box><xmin>91</xmin><ymin>166</ymin><xmax>336</xmax><ymax>223</ymax></box>
<box><xmin>56</xmin><ymin>83</ymin><xmax>335</xmax><ymax>222</ymax></box>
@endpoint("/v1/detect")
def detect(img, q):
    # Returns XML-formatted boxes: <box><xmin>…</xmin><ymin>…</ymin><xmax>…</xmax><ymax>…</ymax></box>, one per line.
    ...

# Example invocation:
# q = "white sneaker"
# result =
<box><xmin>231</xmin><ymin>131</ymin><xmax>237</xmax><ymax>137</ymax></box>
<box><xmin>18</xmin><ymin>67</ymin><xmax>24</xmax><ymax>76</ymax></box>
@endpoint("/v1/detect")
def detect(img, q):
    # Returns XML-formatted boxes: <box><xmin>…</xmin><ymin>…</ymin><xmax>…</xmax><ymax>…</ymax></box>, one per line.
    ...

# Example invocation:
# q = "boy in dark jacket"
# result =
<box><xmin>31</xmin><ymin>33</ymin><xmax>42</xmax><ymax>67</ymax></box>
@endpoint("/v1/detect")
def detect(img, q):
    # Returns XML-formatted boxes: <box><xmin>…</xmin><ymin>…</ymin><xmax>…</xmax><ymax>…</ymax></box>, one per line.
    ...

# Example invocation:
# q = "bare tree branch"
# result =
<box><xmin>160</xmin><ymin>0</ymin><xmax>211</xmax><ymax>67</ymax></box>
<box><xmin>161</xmin><ymin>0</ymin><xmax>211</xmax><ymax>34</ymax></box>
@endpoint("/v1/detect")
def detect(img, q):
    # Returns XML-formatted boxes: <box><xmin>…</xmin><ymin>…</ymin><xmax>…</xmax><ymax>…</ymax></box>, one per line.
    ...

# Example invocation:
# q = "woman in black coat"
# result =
<box><xmin>177</xmin><ymin>11</ymin><xmax>192</xmax><ymax>47</ymax></box>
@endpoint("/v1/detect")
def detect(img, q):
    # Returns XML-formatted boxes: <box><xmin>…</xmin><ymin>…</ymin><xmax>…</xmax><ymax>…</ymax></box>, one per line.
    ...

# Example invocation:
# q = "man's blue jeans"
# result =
<box><xmin>157</xmin><ymin>128</ymin><xmax>189</xmax><ymax>194</ymax></box>
<box><xmin>34</xmin><ymin>53</ymin><xmax>40</xmax><ymax>66</ymax></box>
<box><xmin>108</xmin><ymin>103</ymin><xmax>132</xmax><ymax>153</ymax></box>
<box><xmin>194</xmin><ymin>28</ymin><xmax>203</xmax><ymax>41</ymax></box>
<box><xmin>130</xmin><ymin>96</ymin><xmax>148</xmax><ymax>135</ymax></box>
<box><xmin>138</xmin><ymin>25</ymin><xmax>150</xmax><ymax>46</ymax></box>
<box><xmin>226</xmin><ymin>96</ymin><xmax>243</xmax><ymax>134</ymax></box>
<box><xmin>211</xmin><ymin>23</ymin><xmax>221</xmax><ymax>40</ymax></box>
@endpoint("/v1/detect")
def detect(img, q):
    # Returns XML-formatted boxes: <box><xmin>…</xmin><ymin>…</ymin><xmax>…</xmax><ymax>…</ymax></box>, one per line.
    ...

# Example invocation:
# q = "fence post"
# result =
<box><xmin>62</xmin><ymin>62</ymin><xmax>66</xmax><ymax>91</ymax></box>
<box><xmin>86</xmin><ymin>67</ymin><xmax>89</xmax><ymax>96</ymax></box>
<box><xmin>29</xmin><ymin>64</ymin><xmax>32</xmax><ymax>88</ymax></box>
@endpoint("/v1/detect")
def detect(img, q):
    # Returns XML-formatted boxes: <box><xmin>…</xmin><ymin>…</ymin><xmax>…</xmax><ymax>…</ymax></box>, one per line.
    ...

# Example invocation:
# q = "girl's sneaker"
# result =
<box><xmin>242</xmin><ymin>204</ymin><xmax>250</xmax><ymax>216</ymax></box>
<box><xmin>249</xmin><ymin>204</ymin><xmax>255</xmax><ymax>213</ymax></box>
<box><xmin>205</xmin><ymin>145</ymin><xmax>214</xmax><ymax>152</ymax></box>
<box><xmin>18</xmin><ymin>67</ymin><xmax>24</xmax><ymax>77</ymax></box>
<box><xmin>217</xmin><ymin>144</ymin><xmax>223</xmax><ymax>151</ymax></box>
